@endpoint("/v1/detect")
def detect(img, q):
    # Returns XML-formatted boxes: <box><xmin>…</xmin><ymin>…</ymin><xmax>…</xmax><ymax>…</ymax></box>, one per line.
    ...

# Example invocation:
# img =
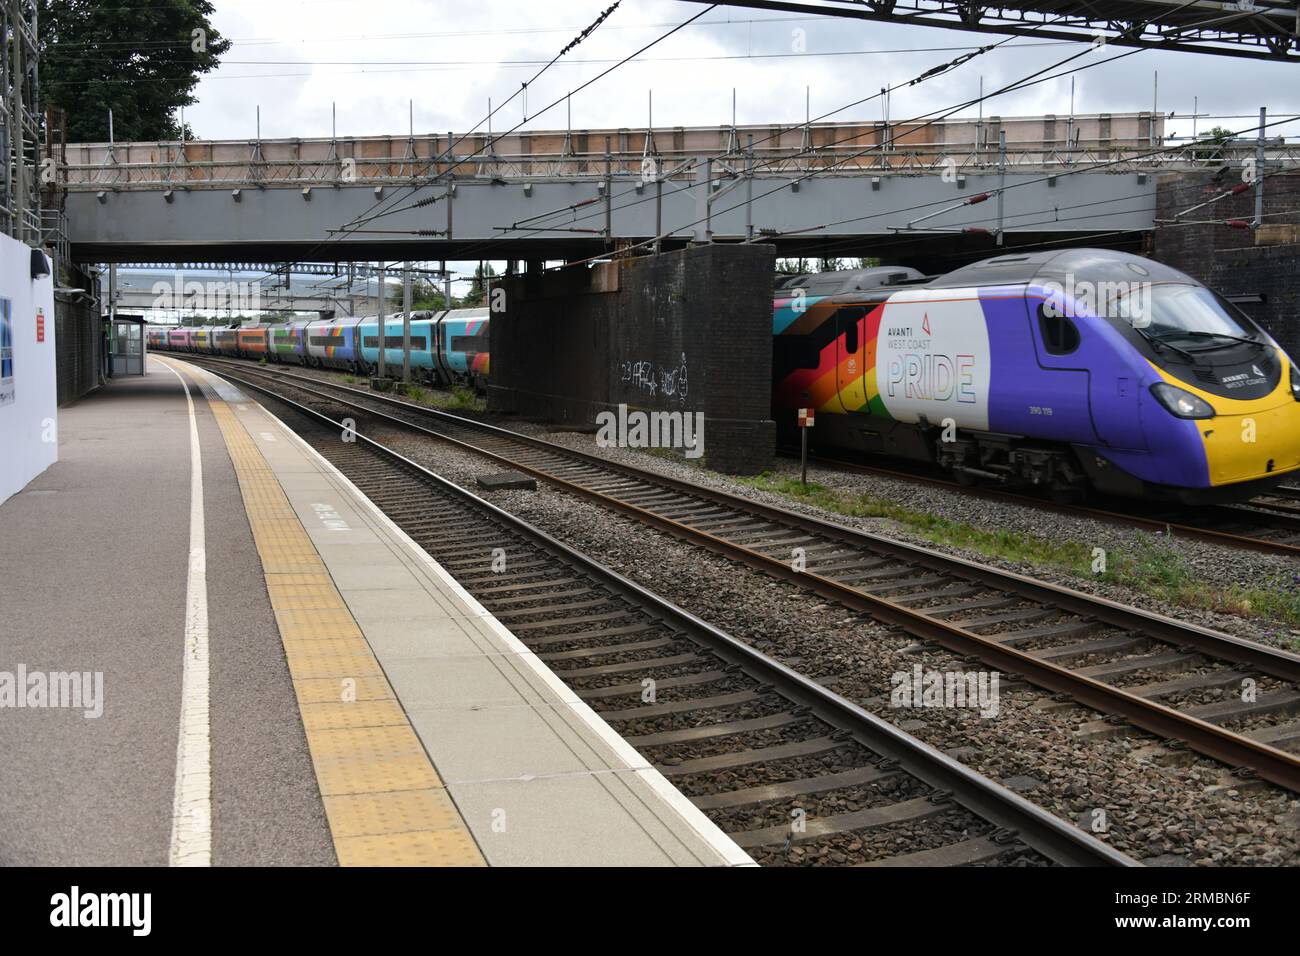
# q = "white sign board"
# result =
<box><xmin>0</xmin><ymin>234</ymin><xmax>58</xmax><ymax>503</ymax></box>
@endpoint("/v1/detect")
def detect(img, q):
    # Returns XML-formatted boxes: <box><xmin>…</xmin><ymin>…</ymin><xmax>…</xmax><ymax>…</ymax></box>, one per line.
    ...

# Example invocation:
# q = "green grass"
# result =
<box><xmin>342</xmin><ymin>374</ymin><xmax>358</xmax><ymax>384</ymax></box>
<box><xmin>736</xmin><ymin>471</ymin><xmax>1300</xmax><ymax>632</ymax></box>
<box><xmin>388</xmin><ymin>380</ymin><xmax>486</xmax><ymax>413</ymax></box>
<box><xmin>446</xmin><ymin>385</ymin><xmax>482</xmax><ymax>410</ymax></box>
<box><xmin>398</xmin><ymin>382</ymin><xmax>431</xmax><ymax>403</ymax></box>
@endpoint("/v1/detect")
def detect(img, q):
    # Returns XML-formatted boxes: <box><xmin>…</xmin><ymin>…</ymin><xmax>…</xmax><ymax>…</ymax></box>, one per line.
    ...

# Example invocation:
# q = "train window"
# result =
<box><xmin>1037</xmin><ymin>303</ymin><xmax>1081</xmax><ymax>355</ymax></box>
<box><xmin>363</xmin><ymin>335</ymin><xmax>428</xmax><ymax>350</ymax></box>
<box><xmin>449</xmin><ymin>334</ymin><xmax>489</xmax><ymax>352</ymax></box>
<box><xmin>836</xmin><ymin>306</ymin><xmax>866</xmax><ymax>354</ymax></box>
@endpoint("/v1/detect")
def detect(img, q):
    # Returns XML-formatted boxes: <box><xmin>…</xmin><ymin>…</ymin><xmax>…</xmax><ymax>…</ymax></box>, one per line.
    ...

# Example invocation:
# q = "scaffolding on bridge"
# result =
<box><xmin>1</xmin><ymin>0</ymin><xmax>40</xmax><ymax>244</ymax></box>
<box><xmin>55</xmin><ymin>112</ymin><xmax>1300</xmax><ymax>194</ymax></box>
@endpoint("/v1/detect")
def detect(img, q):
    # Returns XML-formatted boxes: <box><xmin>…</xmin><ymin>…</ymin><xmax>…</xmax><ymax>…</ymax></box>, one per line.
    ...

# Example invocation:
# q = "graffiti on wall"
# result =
<box><xmin>618</xmin><ymin>352</ymin><xmax>688</xmax><ymax>404</ymax></box>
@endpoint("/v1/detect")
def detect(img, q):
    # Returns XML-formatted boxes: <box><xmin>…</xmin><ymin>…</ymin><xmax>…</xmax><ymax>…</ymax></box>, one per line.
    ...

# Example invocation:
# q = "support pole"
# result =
<box><xmin>108</xmin><ymin>263</ymin><xmax>117</xmax><ymax>378</ymax></box>
<box><xmin>603</xmin><ymin>135</ymin><xmax>612</xmax><ymax>246</ymax></box>
<box><xmin>801</xmin><ymin>423</ymin><xmax>808</xmax><ymax>485</ymax></box>
<box><xmin>705</xmin><ymin>157</ymin><xmax>714</xmax><ymax>243</ymax></box>
<box><xmin>654</xmin><ymin>173</ymin><xmax>663</xmax><ymax>255</ymax></box>
<box><xmin>693</xmin><ymin>157</ymin><xmax>709</xmax><ymax>243</ymax></box>
<box><xmin>442</xmin><ymin>259</ymin><xmax>451</xmax><ymax>310</ymax></box>
<box><xmin>745</xmin><ymin>133</ymin><xmax>754</xmax><ymax>241</ymax></box>
<box><xmin>402</xmin><ymin>262</ymin><xmax>412</xmax><ymax>382</ymax></box>
<box><xmin>376</xmin><ymin>262</ymin><xmax>387</xmax><ymax>380</ymax></box>
<box><xmin>11</xmin><ymin>20</ymin><xmax>27</xmax><ymax>241</ymax></box>
<box><xmin>446</xmin><ymin>129</ymin><xmax>455</xmax><ymax>240</ymax></box>
<box><xmin>1151</xmin><ymin>71</ymin><xmax>1158</xmax><ymax>148</ymax></box>
<box><xmin>996</xmin><ymin>130</ymin><xmax>1006</xmax><ymax>247</ymax></box>
<box><xmin>1254</xmin><ymin>106</ymin><xmax>1266</xmax><ymax>229</ymax></box>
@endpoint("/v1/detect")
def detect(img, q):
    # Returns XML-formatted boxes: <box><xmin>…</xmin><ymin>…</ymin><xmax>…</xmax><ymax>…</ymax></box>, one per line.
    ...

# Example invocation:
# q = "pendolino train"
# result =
<box><xmin>773</xmin><ymin>248</ymin><xmax>1300</xmax><ymax>503</ymax></box>
<box><xmin>149</xmin><ymin>248</ymin><xmax>1299</xmax><ymax>504</ymax></box>
<box><xmin>149</xmin><ymin>309</ymin><xmax>490</xmax><ymax>388</ymax></box>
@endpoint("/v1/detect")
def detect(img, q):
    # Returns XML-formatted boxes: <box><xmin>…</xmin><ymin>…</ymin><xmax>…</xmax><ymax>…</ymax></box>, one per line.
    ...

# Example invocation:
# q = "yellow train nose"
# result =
<box><xmin>1202</xmin><ymin>400</ymin><xmax>1300</xmax><ymax>486</ymax></box>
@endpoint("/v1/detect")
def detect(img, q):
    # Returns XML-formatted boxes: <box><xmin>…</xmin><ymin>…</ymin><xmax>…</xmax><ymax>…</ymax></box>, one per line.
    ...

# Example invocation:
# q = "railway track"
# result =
<box><xmin>181</xmin><ymin>355</ymin><xmax>1300</xmax><ymax>796</ymax></box>
<box><xmin>1246</xmin><ymin>488</ymin><xmax>1300</xmax><ymax>521</ymax></box>
<box><xmin>199</xmin><ymin>361</ymin><xmax>1131</xmax><ymax>868</ymax></box>
<box><xmin>778</xmin><ymin>449</ymin><xmax>1300</xmax><ymax>558</ymax></box>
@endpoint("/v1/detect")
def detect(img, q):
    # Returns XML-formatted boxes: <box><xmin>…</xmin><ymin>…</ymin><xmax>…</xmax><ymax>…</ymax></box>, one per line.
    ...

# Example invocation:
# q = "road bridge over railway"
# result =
<box><xmin>55</xmin><ymin>111</ymin><xmax>1300</xmax><ymax>263</ymax></box>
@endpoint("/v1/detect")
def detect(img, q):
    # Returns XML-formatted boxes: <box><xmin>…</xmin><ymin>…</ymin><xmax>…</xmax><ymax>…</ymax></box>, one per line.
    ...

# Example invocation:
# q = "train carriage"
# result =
<box><xmin>434</xmin><ymin>308</ymin><xmax>490</xmax><ymax>385</ymax></box>
<box><xmin>236</xmin><ymin>323</ymin><xmax>270</xmax><ymax>360</ymax></box>
<box><xmin>167</xmin><ymin>328</ymin><xmax>191</xmax><ymax>351</ymax></box>
<box><xmin>305</xmin><ymin>316</ymin><xmax>364</xmax><ymax>371</ymax></box>
<box><xmin>269</xmin><ymin>319</ymin><xmax>313</xmax><ymax>364</ymax></box>
<box><xmin>213</xmin><ymin>326</ymin><xmax>241</xmax><ymax>357</ymax></box>
<box><xmin>358</xmin><ymin>313</ymin><xmax>435</xmax><ymax>377</ymax></box>
<box><xmin>773</xmin><ymin>249</ymin><xmax>1300</xmax><ymax>503</ymax></box>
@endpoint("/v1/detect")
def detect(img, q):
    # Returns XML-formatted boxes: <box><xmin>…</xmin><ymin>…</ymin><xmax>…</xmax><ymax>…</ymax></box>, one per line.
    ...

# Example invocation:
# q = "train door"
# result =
<box><xmin>431</xmin><ymin>311</ymin><xmax>450</xmax><ymax>386</ymax></box>
<box><xmin>1023</xmin><ymin>298</ymin><xmax>1101</xmax><ymax>444</ymax></box>
<box><xmin>835</xmin><ymin>306</ymin><xmax>868</xmax><ymax>414</ymax></box>
<box><xmin>1025</xmin><ymin>295</ymin><xmax>1145</xmax><ymax>449</ymax></box>
<box><xmin>1084</xmin><ymin>329</ymin><xmax>1148</xmax><ymax>451</ymax></box>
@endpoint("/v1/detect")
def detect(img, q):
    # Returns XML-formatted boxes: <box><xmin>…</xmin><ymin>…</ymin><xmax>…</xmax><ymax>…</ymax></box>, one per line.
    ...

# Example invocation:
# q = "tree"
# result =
<box><xmin>1192</xmin><ymin>126</ymin><xmax>1236</xmax><ymax>163</ymax></box>
<box><xmin>775</xmin><ymin>257</ymin><xmax>811</xmax><ymax>275</ymax></box>
<box><xmin>461</xmin><ymin>262</ymin><xmax>497</xmax><ymax>307</ymax></box>
<box><xmin>39</xmin><ymin>0</ymin><xmax>231</xmax><ymax>142</ymax></box>
<box><xmin>388</xmin><ymin>277</ymin><xmax>457</xmax><ymax>312</ymax></box>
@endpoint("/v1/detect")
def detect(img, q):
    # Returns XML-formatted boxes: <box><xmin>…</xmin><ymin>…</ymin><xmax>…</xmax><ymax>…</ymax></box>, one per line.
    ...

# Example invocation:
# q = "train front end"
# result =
<box><xmin>1108</xmin><ymin>283</ymin><xmax>1300</xmax><ymax>502</ymax></box>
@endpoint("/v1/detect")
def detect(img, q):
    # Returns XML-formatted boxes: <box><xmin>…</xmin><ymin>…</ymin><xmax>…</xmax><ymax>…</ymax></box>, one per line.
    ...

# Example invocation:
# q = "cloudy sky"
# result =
<box><xmin>144</xmin><ymin>0</ymin><xmax>1297</xmax><ymax>296</ymax></box>
<box><xmin>187</xmin><ymin>0</ymin><xmax>1299</xmax><ymax>145</ymax></box>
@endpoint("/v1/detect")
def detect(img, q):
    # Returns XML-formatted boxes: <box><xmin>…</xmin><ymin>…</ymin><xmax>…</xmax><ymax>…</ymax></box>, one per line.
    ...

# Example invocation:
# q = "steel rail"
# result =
<box><xmin>181</xmin><ymin>355</ymin><xmax>1300</xmax><ymax>794</ymax></box>
<box><xmin>219</xmin><ymin>363</ymin><xmax>1136</xmax><ymax>867</ymax></box>
<box><xmin>776</xmin><ymin>449</ymin><xmax>1300</xmax><ymax>559</ymax></box>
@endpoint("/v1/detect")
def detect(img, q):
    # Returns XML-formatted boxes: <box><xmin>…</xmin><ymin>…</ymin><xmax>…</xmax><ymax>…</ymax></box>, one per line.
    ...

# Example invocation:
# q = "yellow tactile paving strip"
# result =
<box><xmin>186</xmin><ymin>366</ymin><xmax>486</xmax><ymax>867</ymax></box>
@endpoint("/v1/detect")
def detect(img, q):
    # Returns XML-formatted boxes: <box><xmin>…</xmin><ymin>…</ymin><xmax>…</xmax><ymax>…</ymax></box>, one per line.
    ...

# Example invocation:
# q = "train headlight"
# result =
<box><xmin>1291</xmin><ymin>362</ymin><xmax>1300</xmax><ymax>402</ymax></box>
<box><xmin>1151</xmin><ymin>383</ymin><xmax>1216</xmax><ymax>420</ymax></box>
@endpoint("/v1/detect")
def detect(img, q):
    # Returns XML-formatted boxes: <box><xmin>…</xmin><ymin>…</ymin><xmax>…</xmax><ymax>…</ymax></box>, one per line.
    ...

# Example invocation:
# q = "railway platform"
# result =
<box><xmin>0</xmin><ymin>357</ymin><xmax>750</xmax><ymax>867</ymax></box>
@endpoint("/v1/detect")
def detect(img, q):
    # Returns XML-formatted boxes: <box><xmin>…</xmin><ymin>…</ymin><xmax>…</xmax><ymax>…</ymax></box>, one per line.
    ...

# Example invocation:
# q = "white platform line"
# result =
<box><xmin>156</xmin><ymin>358</ymin><xmax>212</xmax><ymax>866</ymax></box>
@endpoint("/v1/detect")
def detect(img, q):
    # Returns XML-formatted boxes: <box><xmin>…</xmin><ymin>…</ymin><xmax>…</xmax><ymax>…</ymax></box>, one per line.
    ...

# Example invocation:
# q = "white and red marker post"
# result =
<box><xmin>797</xmin><ymin>407</ymin><xmax>815</xmax><ymax>485</ymax></box>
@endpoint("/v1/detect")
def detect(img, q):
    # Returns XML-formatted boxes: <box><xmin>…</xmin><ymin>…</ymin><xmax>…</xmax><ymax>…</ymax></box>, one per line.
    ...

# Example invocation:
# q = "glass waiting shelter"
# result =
<box><xmin>107</xmin><ymin>314</ymin><xmax>145</xmax><ymax>376</ymax></box>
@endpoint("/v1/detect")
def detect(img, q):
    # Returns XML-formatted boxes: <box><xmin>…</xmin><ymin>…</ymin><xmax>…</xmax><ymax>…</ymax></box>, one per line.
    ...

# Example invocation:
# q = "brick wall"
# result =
<box><xmin>1154</xmin><ymin>170</ymin><xmax>1300</xmax><ymax>358</ymax></box>
<box><xmin>488</xmin><ymin>243</ymin><xmax>777</xmax><ymax>474</ymax></box>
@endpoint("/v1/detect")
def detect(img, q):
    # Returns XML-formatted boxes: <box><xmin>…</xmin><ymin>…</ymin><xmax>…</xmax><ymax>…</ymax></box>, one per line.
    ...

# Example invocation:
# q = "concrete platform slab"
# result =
<box><xmin>0</xmin><ymin>364</ymin><xmax>335</xmax><ymax>866</ymax></box>
<box><xmin>177</xmin><ymin>360</ymin><xmax>751</xmax><ymax>867</ymax></box>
